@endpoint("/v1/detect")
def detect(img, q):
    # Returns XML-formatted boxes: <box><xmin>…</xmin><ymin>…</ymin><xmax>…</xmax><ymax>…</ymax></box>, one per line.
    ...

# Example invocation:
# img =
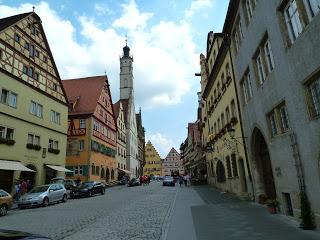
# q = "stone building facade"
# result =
<box><xmin>162</xmin><ymin>148</ymin><xmax>184</xmax><ymax>176</ymax></box>
<box><xmin>224</xmin><ymin>0</ymin><xmax>320</xmax><ymax>226</ymax></box>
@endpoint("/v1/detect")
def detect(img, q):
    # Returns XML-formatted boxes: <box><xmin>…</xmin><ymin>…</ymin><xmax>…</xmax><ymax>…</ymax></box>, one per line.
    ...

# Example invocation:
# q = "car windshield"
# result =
<box><xmin>82</xmin><ymin>182</ymin><xmax>94</xmax><ymax>188</ymax></box>
<box><xmin>51</xmin><ymin>179</ymin><xmax>64</xmax><ymax>184</ymax></box>
<box><xmin>29</xmin><ymin>186</ymin><xmax>49</xmax><ymax>193</ymax></box>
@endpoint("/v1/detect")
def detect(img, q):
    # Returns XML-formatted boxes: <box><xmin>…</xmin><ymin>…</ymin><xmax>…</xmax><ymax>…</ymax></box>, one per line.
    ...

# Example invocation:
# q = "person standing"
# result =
<box><xmin>183</xmin><ymin>175</ymin><xmax>187</xmax><ymax>187</ymax></box>
<box><xmin>179</xmin><ymin>176</ymin><xmax>183</xmax><ymax>187</ymax></box>
<box><xmin>14</xmin><ymin>181</ymin><xmax>21</xmax><ymax>201</ymax></box>
<box><xmin>20</xmin><ymin>179</ymin><xmax>27</xmax><ymax>195</ymax></box>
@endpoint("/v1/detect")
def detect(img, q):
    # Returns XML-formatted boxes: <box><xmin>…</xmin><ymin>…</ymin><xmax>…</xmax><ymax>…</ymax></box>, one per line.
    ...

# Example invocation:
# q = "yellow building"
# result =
<box><xmin>63</xmin><ymin>76</ymin><xmax>117</xmax><ymax>184</ymax></box>
<box><xmin>0</xmin><ymin>12</ymin><xmax>69</xmax><ymax>194</ymax></box>
<box><xmin>143</xmin><ymin>141</ymin><xmax>162</xmax><ymax>177</ymax></box>
<box><xmin>200</xmin><ymin>32</ymin><xmax>252</xmax><ymax>198</ymax></box>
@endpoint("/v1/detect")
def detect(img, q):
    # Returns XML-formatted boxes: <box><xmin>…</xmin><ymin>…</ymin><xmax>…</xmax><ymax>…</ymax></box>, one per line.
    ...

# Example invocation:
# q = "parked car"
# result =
<box><xmin>0</xmin><ymin>190</ymin><xmax>13</xmax><ymax>216</ymax></box>
<box><xmin>0</xmin><ymin>229</ymin><xmax>52</xmax><ymax>239</ymax></box>
<box><xmin>127</xmin><ymin>178</ymin><xmax>140</xmax><ymax>187</ymax></box>
<box><xmin>50</xmin><ymin>177</ymin><xmax>76</xmax><ymax>190</ymax></box>
<box><xmin>163</xmin><ymin>176</ymin><xmax>175</xmax><ymax>186</ymax></box>
<box><xmin>70</xmin><ymin>181</ymin><xmax>105</xmax><ymax>198</ymax></box>
<box><xmin>18</xmin><ymin>184</ymin><xmax>67</xmax><ymax>209</ymax></box>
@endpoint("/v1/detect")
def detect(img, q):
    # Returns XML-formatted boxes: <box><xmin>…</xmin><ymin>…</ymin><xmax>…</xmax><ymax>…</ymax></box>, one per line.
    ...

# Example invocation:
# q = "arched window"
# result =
<box><xmin>106</xmin><ymin>168</ymin><xmax>110</xmax><ymax>181</ymax></box>
<box><xmin>214</xmin><ymin>89</ymin><xmax>217</xmax><ymax>100</ymax></box>
<box><xmin>216</xmin><ymin>161</ymin><xmax>226</xmax><ymax>183</ymax></box>
<box><xmin>217</xmin><ymin>82</ymin><xmax>220</xmax><ymax>94</ymax></box>
<box><xmin>231</xmin><ymin>100</ymin><xmax>237</xmax><ymax>118</ymax></box>
<box><xmin>111</xmin><ymin>169</ymin><xmax>115</xmax><ymax>180</ymax></box>
<box><xmin>101</xmin><ymin>168</ymin><xmax>105</xmax><ymax>178</ymax></box>
<box><xmin>226</xmin><ymin>63</ymin><xmax>231</xmax><ymax>77</ymax></box>
<box><xmin>221</xmin><ymin>113</ymin><xmax>225</xmax><ymax>127</ymax></box>
<box><xmin>214</xmin><ymin>123</ymin><xmax>217</xmax><ymax>134</ymax></box>
<box><xmin>211</xmin><ymin>95</ymin><xmax>214</xmax><ymax>106</ymax></box>
<box><xmin>96</xmin><ymin>166</ymin><xmax>100</xmax><ymax>176</ymax></box>
<box><xmin>221</xmin><ymin>73</ymin><xmax>225</xmax><ymax>85</ymax></box>
<box><xmin>91</xmin><ymin>164</ymin><xmax>95</xmax><ymax>175</ymax></box>
<box><xmin>226</xmin><ymin>107</ymin><xmax>230</xmax><ymax>123</ymax></box>
<box><xmin>226</xmin><ymin>156</ymin><xmax>232</xmax><ymax>178</ymax></box>
<box><xmin>231</xmin><ymin>154</ymin><xmax>238</xmax><ymax>177</ymax></box>
<box><xmin>218</xmin><ymin>118</ymin><xmax>221</xmax><ymax>131</ymax></box>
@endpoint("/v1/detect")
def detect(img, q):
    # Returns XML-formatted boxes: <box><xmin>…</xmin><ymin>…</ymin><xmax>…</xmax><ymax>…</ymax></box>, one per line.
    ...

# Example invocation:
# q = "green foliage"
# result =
<box><xmin>300</xmin><ymin>190</ymin><xmax>315</xmax><ymax>230</ymax></box>
<box><xmin>48</xmin><ymin>148</ymin><xmax>60</xmax><ymax>154</ymax></box>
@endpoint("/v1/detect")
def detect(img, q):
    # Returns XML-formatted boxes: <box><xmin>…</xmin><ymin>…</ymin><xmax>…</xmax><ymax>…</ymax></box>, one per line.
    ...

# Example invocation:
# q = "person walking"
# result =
<box><xmin>14</xmin><ymin>181</ymin><xmax>21</xmax><ymax>201</ymax></box>
<box><xmin>20</xmin><ymin>179</ymin><xmax>27</xmax><ymax>195</ymax></box>
<box><xmin>179</xmin><ymin>176</ymin><xmax>183</xmax><ymax>187</ymax></box>
<box><xmin>183</xmin><ymin>175</ymin><xmax>187</xmax><ymax>187</ymax></box>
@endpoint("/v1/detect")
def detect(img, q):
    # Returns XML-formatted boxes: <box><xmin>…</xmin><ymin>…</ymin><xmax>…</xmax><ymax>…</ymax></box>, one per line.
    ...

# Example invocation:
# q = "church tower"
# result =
<box><xmin>120</xmin><ymin>40</ymin><xmax>134</xmax><ymax>100</ymax></box>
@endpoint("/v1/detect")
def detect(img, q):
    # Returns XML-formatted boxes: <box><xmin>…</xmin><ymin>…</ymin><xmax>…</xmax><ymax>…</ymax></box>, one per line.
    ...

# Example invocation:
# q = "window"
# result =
<box><xmin>49</xmin><ymin>139</ymin><xmax>59</xmax><ymax>149</ymax></box>
<box><xmin>31</xmin><ymin>25</ymin><xmax>36</xmax><ymax>35</ymax></box>
<box><xmin>0</xmin><ymin>126</ymin><xmax>14</xmax><ymax>140</ymax></box>
<box><xmin>28</xmin><ymin>67</ymin><xmax>34</xmax><ymax>78</ymax></box>
<box><xmin>50</xmin><ymin>110</ymin><xmax>60</xmax><ymax>124</ymax></box>
<box><xmin>14</xmin><ymin>34</ymin><xmax>20</xmax><ymax>42</ymax></box>
<box><xmin>24</xmin><ymin>42</ymin><xmax>29</xmax><ymax>50</ymax></box>
<box><xmin>233</xmin><ymin>18</ymin><xmax>244</xmax><ymax>52</ymax></box>
<box><xmin>52</xmin><ymin>83</ymin><xmax>57</xmax><ymax>91</ymax></box>
<box><xmin>1</xmin><ymin>89</ymin><xmax>17</xmax><ymax>108</ymax></box>
<box><xmin>34</xmin><ymin>72</ymin><xmax>39</xmax><ymax>81</ymax></box>
<box><xmin>29</xmin><ymin>45</ymin><xmax>35</xmax><ymax>58</ymax></box>
<box><xmin>305</xmin><ymin>0</ymin><xmax>320</xmax><ymax>18</ymax></box>
<box><xmin>221</xmin><ymin>113</ymin><xmax>225</xmax><ymax>127</ymax></box>
<box><xmin>43</xmin><ymin>56</ymin><xmax>47</xmax><ymax>63</ymax></box>
<box><xmin>226</xmin><ymin>156</ymin><xmax>232</xmax><ymax>178</ymax></box>
<box><xmin>79</xmin><ymin>140</ymin><xmax>84</xmax><ymax>151</ymax></box>
<box><xmin>269</xmin><ymin>112</ymin><xmax>278</xmax><ymax>136</ymax></box>
<box><xmin>306</xmin><ymin>78</ymin><xmax>320</xmax><ymax>118</ymax></box>
<box><xmin>93</xmin><ymin>121</ymin><xmax>99</xmax><ymax>131</ymax></box>
<box><xmin>217</xmin><ymin>118</ymin><xmax>221</xmax><ymax>131</ymax></box>
<box><xmin>231</xmin><ymin>154</ymin><xmax>239</xmax><ymax>177</ymax></box>
<box><xmin>74</xmin><ymin>166</ymin><xmax>83</xmax><ymax>175</ymax></box>
<box><xmin>23</xmin><ymin>65</ymin><xmax>28</xmax><ymax>74</ymax></box>
<box><xmin>242</xmin><ymin>71</ymin><xmax>253</xmax><ymax>104</ymax></box>
<box><xmin>30</xmin><ymin>101</ymin><xmax>43</xmax><ymax>118</ymax></box>
<box><xmin>231</xmin><ymin>100</ymin><xmax>237</xmax><ymax>118</ymax></box>
<box><xmin>226</xmin><ymin>107</ymin><xmax>230</xmax><ymax>123</ymax></box>
<box><xmin>35</xmin><ymin>49</ymin><xmax>39</xmax><ymax>57</ymax></box>
<box><xmin>245</xmin><ymin>0</ymin><xmax>254</xmax><ymax>20</ymax></box>
<box><xmin>284</xmin><ymin>0</ymin><xmax>303</xmax><ymax>43</ymax></box>
<box><xmin>28</xmin><ymin>134</ymin><xmax>40</xmax><ymax>145</ymax></box>
<box><xmin>279</xmin><ymin>105</ymin><xmax>290</xmax><ymax>131</ymax></box>
<box><xmin>256</xmin><ymin>53</ymin><xmax>266</xmax><ymax>84</ymax></box>
<box><xmin>264</xmin><ymin>40</ymin><xmax>274</xmax><ymax>73</ymax></box>
<box><xmin>79</xmin><ymin>119</ymin><xmax>86</xmax><ymax>129</ymax></box>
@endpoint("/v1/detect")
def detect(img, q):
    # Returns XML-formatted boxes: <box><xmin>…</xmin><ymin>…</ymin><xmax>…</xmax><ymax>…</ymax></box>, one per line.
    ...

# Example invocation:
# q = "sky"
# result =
<box><xmin>0</xmin><ymin>0</ymin><xmax>229</xmax><ymax>157</ymax></box>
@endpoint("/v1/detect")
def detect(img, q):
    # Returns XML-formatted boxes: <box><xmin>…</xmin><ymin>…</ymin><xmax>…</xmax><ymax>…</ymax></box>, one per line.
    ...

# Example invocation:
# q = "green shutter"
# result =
<box><xmin>65</xmin><ymin>166</ymin><xmax>74</xmax><ymax>177</ymax></box>
<box><xmin>82</xmin><ymin>165</ymin><xmax>88</xmax><ymax>176</ymax></box>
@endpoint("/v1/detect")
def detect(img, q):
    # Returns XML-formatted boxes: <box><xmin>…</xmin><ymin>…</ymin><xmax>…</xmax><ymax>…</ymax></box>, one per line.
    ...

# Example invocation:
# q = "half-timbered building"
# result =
<box><xmin>0</xmin><ymin>12</ymin><xmax>69</xmax><ymax>193</ymax></box>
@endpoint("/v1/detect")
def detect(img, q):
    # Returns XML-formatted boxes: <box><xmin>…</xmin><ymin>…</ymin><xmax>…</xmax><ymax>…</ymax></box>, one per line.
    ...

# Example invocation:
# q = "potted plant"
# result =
<box><xmin>266</xmin><ymin>199</ymin><xmax>279</xmax><ymax>214</ymax></box>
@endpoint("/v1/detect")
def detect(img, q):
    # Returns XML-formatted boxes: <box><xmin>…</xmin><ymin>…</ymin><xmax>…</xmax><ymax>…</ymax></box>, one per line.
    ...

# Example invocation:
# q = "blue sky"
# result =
<box><xmin>0</xmin><ymin>0</ymin><xmax>229</xmax><ymax>157</ymax></box>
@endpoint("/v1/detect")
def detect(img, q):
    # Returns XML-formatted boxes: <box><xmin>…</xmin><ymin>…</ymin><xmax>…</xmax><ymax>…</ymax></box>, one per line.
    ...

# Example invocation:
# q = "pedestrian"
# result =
<box><xmin>179</xmin><ymin>176</ymin><xmax>183</xmax><ymax>187</ymax></box>
<box><xmin>20</xmin><ymin>179</ymin><xmax>27</xmax><ymax>195</ymax></box>
<box><xmin>140</xmin><ymin>175</ymin><xmax>144</xmax><ymax>186</ymax></box>
<box><xmin>183</xmin><ymin>175</ymin><xmax>187</xmax><ymax>187</ymax></box>
<box><xmin>27</xmin><ymin>179</ymin><xmax>32</xmax><ymax>192</ymax></box>
<box><xmin>14</xmin><ymin>181</ymin><xmax>21</xmax><ymax>201</ymax></box>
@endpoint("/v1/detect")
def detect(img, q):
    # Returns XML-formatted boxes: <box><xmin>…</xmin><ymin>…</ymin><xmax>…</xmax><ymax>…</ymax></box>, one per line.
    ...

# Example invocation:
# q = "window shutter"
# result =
<box><xmin>65</xmin><ymin>166</ymin><xmax>74</xmax><ymax>177</ymax></box>
<box><xmin>82</xmin><ymin>165</ymin><xmax>88</xmax><ymax>176</ymax></box>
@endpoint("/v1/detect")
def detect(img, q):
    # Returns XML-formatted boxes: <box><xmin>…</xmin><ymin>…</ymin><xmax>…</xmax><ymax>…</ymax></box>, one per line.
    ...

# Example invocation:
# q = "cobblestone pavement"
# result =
<box><xmin>1</xmin><ymin>182</ymin><xmax>177</xmax><ymax>240</ymax></box>
<box><xmin>2</xmin><ymin>183</ymin><xmax>320</xmax><ymax>240</ymax></box>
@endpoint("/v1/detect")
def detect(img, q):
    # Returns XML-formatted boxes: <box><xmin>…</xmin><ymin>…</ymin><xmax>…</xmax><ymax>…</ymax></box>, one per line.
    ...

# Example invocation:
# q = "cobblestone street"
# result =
<box><xmin>1</xmin><ymin>182</ymin><xmax>320</xmax><ymax>240</ymax></box>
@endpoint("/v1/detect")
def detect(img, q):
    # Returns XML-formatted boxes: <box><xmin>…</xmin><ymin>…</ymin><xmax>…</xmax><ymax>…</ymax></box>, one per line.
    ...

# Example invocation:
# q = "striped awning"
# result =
<box><xmin>0</xmin><ymin>160</ymin><xmax>35</xmax><ymax>172</ymax></box>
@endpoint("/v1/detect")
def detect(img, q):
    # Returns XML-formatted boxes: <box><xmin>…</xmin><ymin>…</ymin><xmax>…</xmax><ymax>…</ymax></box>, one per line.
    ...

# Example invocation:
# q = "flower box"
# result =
<box><xmin>26</xmin><ymin>143</ymin><xmax>41</xmax><ymax>150</ymax></box>
<box><xmin>0</xmin><ymin>138</ymin><xmax>16</xmax><ymax>146</ymax></box>
<box><xmin>48</xmin><ymin>148</ymin><xmax>60</xmax><ymax>154</ymax></box>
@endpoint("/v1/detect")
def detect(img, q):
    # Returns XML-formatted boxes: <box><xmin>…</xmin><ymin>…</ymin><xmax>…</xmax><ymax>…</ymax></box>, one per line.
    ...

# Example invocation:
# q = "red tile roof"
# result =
<box><xmin>113</xmin><ymin>101</ymin><xmax>120</xmax><ymax>119</ymax></box>
<box><xmin>62</xmin><ymin>75</ymin><xmax>107</xmax><ymax>115</ymax></box>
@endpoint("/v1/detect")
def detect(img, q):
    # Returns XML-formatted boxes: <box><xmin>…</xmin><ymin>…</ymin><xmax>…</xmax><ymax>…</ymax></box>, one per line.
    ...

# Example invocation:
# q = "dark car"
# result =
<box><xmin>70</xmin><ymin>181</ymin><xmax>105</xmax><ymax>198</ymax></box>
<box><xmin>127</xmin><ymin>178</ymin><xmax>140</xmax><ymax>187</ymax></box>
<box><xmin>163</xmin><ymin>176</ymin><xmax>175</xmax><ymax>186</ymax></box>
<box><xmin>0</xmin><ymin>229</ymin><xmax>51</xmax><ymax>239</ymax></box>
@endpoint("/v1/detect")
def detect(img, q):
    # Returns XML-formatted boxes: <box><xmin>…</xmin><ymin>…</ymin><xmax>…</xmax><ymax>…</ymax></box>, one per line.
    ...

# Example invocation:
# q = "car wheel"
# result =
<box><xmin>62</xmin><ymin>194</ymin><xmax>67</xmax><ymax>203</ymax></box>
<box><xmin>0</xmin><ymin>204</ymin><xmax>8</xmax><ymax>216</ymax></box>
<box><xmin>101</xmin><ymin>188</ymin><xmax>105</xmax><ymax>195</ymax></box>
<box><xmin>42</xmin><ymin>197</ymin><xmax>49</xmax><ymax>207</ymax></box>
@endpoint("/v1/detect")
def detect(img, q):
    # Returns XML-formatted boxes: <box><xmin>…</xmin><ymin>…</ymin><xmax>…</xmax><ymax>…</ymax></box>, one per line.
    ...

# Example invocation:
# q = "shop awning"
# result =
<box><xmin>0</xmin><ymin>160</ymin><xmax>35</xmax><ymax>172</ymax></box>
<box><xmin>46</xmin><ymin>165</ymin><xmax>73</xmax><ymax>172</ymax></box>
<box><xmin>117</xmin><ymin>168</ymin><xmax>131</xmax><ymax>174</ymax></box>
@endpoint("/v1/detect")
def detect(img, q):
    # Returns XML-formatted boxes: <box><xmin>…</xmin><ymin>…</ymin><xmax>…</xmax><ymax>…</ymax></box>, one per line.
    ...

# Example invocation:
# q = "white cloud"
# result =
<box><xmin>94</xmin><ymin>3</ymin><xmax>114</xmax><ymax>16</ymax></box>
<box><xmin>185</xmin><ymin>0</ymin><xmax>213</xmax><ymax>18</ymax></box>
<box><xmin>146</xmin><ymin>133</ymin><xmax>176</xmax><ymax>158</ymax></box>
<box><xmin>0</xmin><ymin>1</ymin><xmax>199</xmax><ymax>109</ymax></box>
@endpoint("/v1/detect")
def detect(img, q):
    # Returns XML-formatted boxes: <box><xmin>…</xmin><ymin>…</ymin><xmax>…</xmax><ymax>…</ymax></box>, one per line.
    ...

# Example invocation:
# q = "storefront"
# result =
<box><xmin>0</xmin><ymin>160</ymin><xmax>35</xmax><ymax>193</ymax></box>
<box><xmin>45</xmin><ymin>165</ymin><xmax>73</xmax><ymax>184</ymax></box>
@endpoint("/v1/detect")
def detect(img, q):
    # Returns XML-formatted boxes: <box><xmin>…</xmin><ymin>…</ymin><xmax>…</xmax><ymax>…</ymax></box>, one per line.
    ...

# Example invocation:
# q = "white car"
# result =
<box><xmin>18</xmin><ymin>184</ymin><xmax>67</xmax><ymax>208</ymax></box>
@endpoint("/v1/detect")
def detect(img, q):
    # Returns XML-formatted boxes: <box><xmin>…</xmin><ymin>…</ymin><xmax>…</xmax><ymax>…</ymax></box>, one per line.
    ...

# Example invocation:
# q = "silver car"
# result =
<box><xmin>18</xmin><ymin>184</ymin><xmax>67</xmax><ymax>209</ymax></box>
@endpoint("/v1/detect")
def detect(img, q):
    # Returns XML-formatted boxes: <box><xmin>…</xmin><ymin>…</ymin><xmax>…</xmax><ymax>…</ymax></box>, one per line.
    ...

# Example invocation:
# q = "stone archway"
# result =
<box><xmin>106</xmin><ymin>168</ymin><xmax>110</xmax><ymax>182</ymax></box>
<box><xmin>111</xmin><ymin>169</ymin><xmax>115</xmax><ymax>180</ymax></box>
<box><xmin>252</xmin><ymin>128</ymin><xmax>276</xmax><ymax>199</ymax></box>
<box><xmin>216</xmin><ymin>160</ymin><xmax>226</xmax><ymax>183</ymax></box>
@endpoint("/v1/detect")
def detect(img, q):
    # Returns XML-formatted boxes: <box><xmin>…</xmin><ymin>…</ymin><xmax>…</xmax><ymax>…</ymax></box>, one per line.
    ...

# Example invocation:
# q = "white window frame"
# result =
<box><xmin>279</xmin><ymin>105</ymin><xmax>290</xmax><ymax>131</ymax></box>
<box><xmin>0</xmin><ymin>125</ymin><xmax>14</xmax><ymax>140</ymax></box>
<box><xmin>304</xmin><ymin>0</ymin><xmax>320</xmax><ymax>19</ymax></box>
<box><xmin>1</xmin><ymin>89</ymin><xmax>17</xmax><ymax>108</ymax></box>
<box><xmin>28</xmin><ymin>133</ymin><xmax>40</xmax><ymax>145</ymax></box>
<box><xmin>50</xmin><ymin>110</ymin><xmax>61</xmax><ymax>125</ymax></box>
<box><xmin>245</xmin><ymin>0</ymin><xmax>254</xmax><ymax>20</ymax></box>
<box><xmin>30</xmin><ymin>101</ymin><xmax>43</xmax><ymax>118</ymax></box>
<box><xmin>79</xmin><ymin>119</ymin><xmax>86</xmax><ymax>129</ymax></box>
<box><xmin>284</xmin><ymin>0</ymin><xmax>303</xmax><ymax>43</ymax></box>
<box><xmin>309</xmin><ymin>78</ymin><xmax>320</xmax><ymax>116</ymax></box>
<box><xmin>269</xmin><ymin>112</ymin><xmax>278</xmax><ymax>136</ymax></box>
<box><xmin>49</xmin><ymin>139</ymin><xmax>59</xmax><ymax>149</ymax></box>
<box><xmin>264</xmin><ymin>40</ymin><xmax>275</xmax><ymax>73</ymax></box>
<box><xmin>256</xmin><ymin>53</ymin><xmax>266</xmax><ymax>85</ymax></box>
<box><xmin>74</xmin><ymin>166</ymin><xmax>83</xmax><ymax>176</ymax></box>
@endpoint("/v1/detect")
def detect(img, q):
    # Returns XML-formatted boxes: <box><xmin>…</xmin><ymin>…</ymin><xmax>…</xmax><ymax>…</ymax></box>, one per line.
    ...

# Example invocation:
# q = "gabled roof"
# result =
<box><xmin>113</xmin><ymin>101</ymin><xmax>121</xmax><ymax>119</ymax></box>
<box><xmin>62</xmin><ymin>76</ymin><xmax>107</xmax><ymax>115</ymax></box>
<box><xmin>0</xmin><ymin>12</ymin><xmax>32</xmax><ymax>31</ymax></box>
<box><xmin>165</xmin><ymin>147</ymin><xmax>180</xmax><ymax>159</ymax></box>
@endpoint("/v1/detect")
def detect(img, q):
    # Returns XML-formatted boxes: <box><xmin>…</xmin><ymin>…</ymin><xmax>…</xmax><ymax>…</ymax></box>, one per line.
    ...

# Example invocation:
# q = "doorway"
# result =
<box><xmin>252</xmin><ymin>128</ymin><xmax>276</xmax><ymax>199</ymax></box>
<box><xmin>20</xmin><ymin>164</ymin><xmax>37</xmax><ymax>189</ymax></box>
